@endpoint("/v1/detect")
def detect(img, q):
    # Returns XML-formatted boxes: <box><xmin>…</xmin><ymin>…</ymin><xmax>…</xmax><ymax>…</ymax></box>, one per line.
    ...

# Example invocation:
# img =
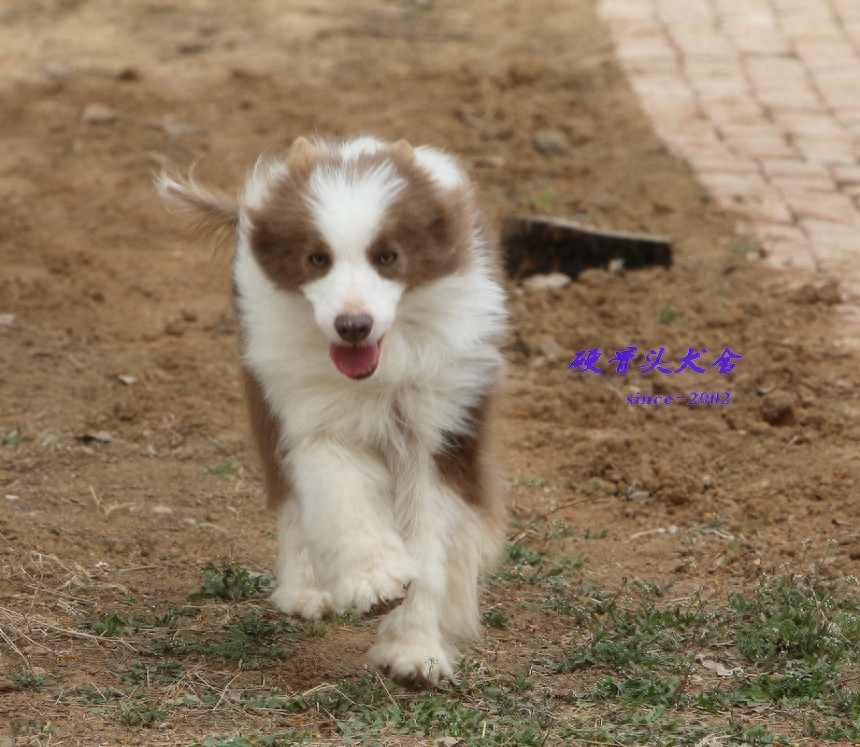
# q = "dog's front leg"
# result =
<box><xmin>369</xmin><ymin>469</ymin><xmax>482</xmax><ymax>689</ymax></box>
<box><xmin>288</xmin><ymin>441</ymin><xmax>415</xmax><ymax>614</ymax></box>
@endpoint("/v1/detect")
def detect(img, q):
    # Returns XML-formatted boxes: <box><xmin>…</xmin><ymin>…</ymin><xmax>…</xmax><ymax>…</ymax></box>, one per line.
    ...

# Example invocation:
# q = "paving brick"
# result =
<box><xmin>727</xmin><ymin>29</ymin><xmax>791</xmax><ymax>56</ymax></box>
<box><xmin>759</xmin><ymin>241</ymin><xmax>818</xmax><ymax>271</ymax></box>
<box><xmin>795</xmin><ymin>41</ymin><xmax>858</xmax><ymax>69</ymax></box>
<box><xmin>598</xmin><ymin>0</ymin><xmax>656</xmax><ymax>23</ymax></box>
<box><xmin>670</xmin><ymin>29</ymin><xmax>737</xmax><ymax>60</ymax></box>
<box><xmin>614</xmin><ymin>35</ymin><xmax>678</xmax><ymax>64</ymax></box>
<box><xmin>762</xmin><ymin>158</ymin><xmax>832</xmax><ymax>178</ymax></box>
<box><xmin>833</xmin><ymin>104</ymin><xmax>860</xmax><ymax>127</ymax></box>
<box><xmin>599</xmin><ymin>0</ymin><xmax>860</xmax><ymax>321</ymax></box>
<box><xmin>656</xmin><ymin>0</ymin><xmax>714</xmax><ymax>27</ymax></box>
<box><xmin>832</xmin><ymin>165</ymin><xmax>860</xmax><ymax>184</ymax></box>
<box><xmin>832</xmin><ymin>0</ymin><xmax>860</xmax><ymax>23</ymax></box>
<box><xmin>793</xmin><ymin>135</ymin><xmax>859</xmax><ymax>165</ymax></box>
<box><xmin>803</xmin><ymin>216</ymin><xmax>860</xmax><ymax>244</ymax></box>
<box><xmin>701</xmin><ymin>97</ymin><xmax>766</xmax><ymax>129</ymax></box>
<box><xmin>719</xmin><ymin>124</ymin><xmax>797</xmax><ymax>159</ymax></box>
<box><xmin>771</xmin><ymin>110</ymin><xmax>846</xmax><ymax>139</ymax></box>
<box><xmin>782</xmin><ymin>189</ymin><xmax>860</xmax><ymax>225</ymax></box>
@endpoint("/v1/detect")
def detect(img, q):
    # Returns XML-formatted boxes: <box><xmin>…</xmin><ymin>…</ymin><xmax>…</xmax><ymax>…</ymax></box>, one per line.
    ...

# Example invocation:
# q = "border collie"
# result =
<box><xmin>157</xmin><ymin>136</ymin><xmax>507</xmax><ymax>687</ymax></box>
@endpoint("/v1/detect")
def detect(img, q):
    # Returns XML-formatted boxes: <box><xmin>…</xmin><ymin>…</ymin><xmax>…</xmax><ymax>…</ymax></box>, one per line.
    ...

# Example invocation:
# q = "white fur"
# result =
<box><xmin>230</xmin><ymin>139</ymin><xmax>506</xmax><ymax>686</ymax></box>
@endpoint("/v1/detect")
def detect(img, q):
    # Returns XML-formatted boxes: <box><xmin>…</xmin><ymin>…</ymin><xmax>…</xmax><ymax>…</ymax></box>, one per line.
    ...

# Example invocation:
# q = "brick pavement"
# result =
<box><xmin>598</xmin><ymin>0</ymin><xmax>860</xmax><ymax>332</ymax></box>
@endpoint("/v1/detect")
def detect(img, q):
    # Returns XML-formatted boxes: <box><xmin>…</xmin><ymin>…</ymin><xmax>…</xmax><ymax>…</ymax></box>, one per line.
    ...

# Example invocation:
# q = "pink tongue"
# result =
<box><xmin>329</xmin><ymin>341</ymin><xmax>381</xmax><ymax>379</ymax></box>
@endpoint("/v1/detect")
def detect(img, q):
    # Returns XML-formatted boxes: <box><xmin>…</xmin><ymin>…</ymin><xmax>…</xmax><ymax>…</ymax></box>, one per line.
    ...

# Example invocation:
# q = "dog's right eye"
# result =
<box><xmin>308</xmin><ymin>252</ymin><xmax>330</xmax><ymax>268</ymax></box>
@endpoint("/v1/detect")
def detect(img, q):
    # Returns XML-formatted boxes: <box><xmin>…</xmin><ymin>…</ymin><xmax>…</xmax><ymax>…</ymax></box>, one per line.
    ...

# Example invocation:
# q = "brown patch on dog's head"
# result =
<box><xmin>366</xmin><ymin>144</ymin><xmax>475</xmax><ymax>288</ymax></box>
<box><xmin>244</xmin><ymin>144</ymin><xmax>339</xmax><ymax>291</ymax></box>
<box><xmin>242</xmin><ymin>139</ymin><xmax>477</xmax><ymax>292</ymax></box>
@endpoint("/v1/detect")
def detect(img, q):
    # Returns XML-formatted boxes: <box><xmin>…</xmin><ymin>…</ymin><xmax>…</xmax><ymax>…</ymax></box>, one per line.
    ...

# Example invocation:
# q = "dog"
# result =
<box><xmin>157</xmin><ymin>136</ymin><xmax>507</xmax><ymax>687</ymax></box>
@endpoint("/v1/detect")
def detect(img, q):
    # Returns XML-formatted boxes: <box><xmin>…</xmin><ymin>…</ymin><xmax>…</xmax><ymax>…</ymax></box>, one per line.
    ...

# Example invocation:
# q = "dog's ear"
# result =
<box><xmin>287</xmin><ymin>136</ymin><xmax>326</xmax><ymax>177</ymax></box>
<box><xmin>155</xmin><ymin>172</ymin><xmax>239</xmax><ymax>236</ymax></box>
<box><xmin>390</xmin><ymin>139</ymin><xmax>415</xmax><ymax>165</ymax></box>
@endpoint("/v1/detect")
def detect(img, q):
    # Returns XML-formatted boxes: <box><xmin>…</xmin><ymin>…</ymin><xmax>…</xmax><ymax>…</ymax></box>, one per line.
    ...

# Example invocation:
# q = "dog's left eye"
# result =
<box><xmin>308</xmin><ymin>252</ymin><xmax>329</xmax><ymax>267</ymax></box>
<box><xmin>377</xmin><ymin>250</ymin><xmax>397</xmax><ymax>266</ymax></box>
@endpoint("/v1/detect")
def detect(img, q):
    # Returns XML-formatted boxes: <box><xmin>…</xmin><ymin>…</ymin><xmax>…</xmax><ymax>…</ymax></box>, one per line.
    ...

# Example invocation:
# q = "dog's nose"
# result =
<box><xmin>334</xmin><ymin>314</ymin><xmax>373</xmax><ymax>343</ymax></box>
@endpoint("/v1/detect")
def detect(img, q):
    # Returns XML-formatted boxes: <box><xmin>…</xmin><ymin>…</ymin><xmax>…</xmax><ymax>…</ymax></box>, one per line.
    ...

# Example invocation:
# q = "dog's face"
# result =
<box><xmin>158</xmin><ymin>138</ymin><xmax>474</xmax><ymax>379</ymax></box>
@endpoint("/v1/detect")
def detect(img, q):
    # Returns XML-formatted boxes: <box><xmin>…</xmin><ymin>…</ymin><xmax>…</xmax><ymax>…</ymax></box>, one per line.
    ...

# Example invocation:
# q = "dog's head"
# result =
<box><xmin>157</xmin><ymin>137</ymin><xmax>475</xmax><ymax>379</ymax></box>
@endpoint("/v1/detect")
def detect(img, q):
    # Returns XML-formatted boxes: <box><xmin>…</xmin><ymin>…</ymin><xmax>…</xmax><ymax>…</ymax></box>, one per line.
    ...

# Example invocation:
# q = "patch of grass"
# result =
<box><xmin>84</xmin><ymin>611</ymin><xmax>175</xmax><ymax>637</ymax></box>
<box><xmin>541</xmin><ymin>554</ymin><xmax>860</xmax><ymax>744</ymax></box>
<box><xmin>658</xmin><ymin>303</ymin><xmax>683</xmax><ymax>324</ymax></box>
<box><xmin>303</xmin><ymin>619</ymin><xmax>330</xmax><ymax>637</ymax></box>
<box><xmin>526</xmin><ymin>185</ymin><xmax>557</xmax><ymax>207</ymax></box>
<box><xmin>191</xmin><ymin>736</ymin><xmax>309</xmax><ymax>747</ymax></box>
<box><xmin>182</xmin><ymin>607</ymin><xmax>302</xmax><ymax>670</ymax></box>
<box><xmin>506</xmin><ymin>542</ymin><xmax>542</xmax><ymax>566</ymax></box>
<box><xmin>730</xmin><ymin>564</ymin><xmax>860</xmax><ymax>669</ymax></box>
<box><xmin>282</xmin><ymin>677</ymin><xmax>548</xmax><ymax>746</ymax></box>
<box><xmin>190</xmin><ymin>561</ymin><xmax>274</xmax><ymax>602</ymax></box>
<box><xmin>520</xmin><ymin>477</ymin><xmax>546</xmax><ymax>487</ymax></box>
<box><xmin>11</xmin><ymin>667</ymin><xmax>48</xmax><ymax>691</ymax></box>
<box><xmin>583</xmin><ymin>524</ymin><xmax>608</xmax><ymax>539</ymax></box>
<box><xmin>58</xmin><ymin>684</ymin><xmax>125</xmax><ymax>711</ymax></box>
<box><xmin>124</xmin><ymin>660</ymin><xmax>183</xmax><ymax>685</ymax></box>
<box><xmin>732</xmin><ymin>237</ymin><xmax>760</xmax><ymax>255</ymax></box>
<box><xmin>115</xmin><ymin>698</ymin><xmax>172</xmax><ymax>728</ymax></box>
<box><xmin>206</xmin><ymin>461</ymin><xmax>237</xmax><ymax>475</ymax></box>
<box><xmin>1</xmin><ymin>423</ymin><xmax>33</xmax><ymax>446</ymax></box>
<box><xmin>482</xmin><ymin>610</ymin><xmax>509</xmax><ymax>629</ymax></box>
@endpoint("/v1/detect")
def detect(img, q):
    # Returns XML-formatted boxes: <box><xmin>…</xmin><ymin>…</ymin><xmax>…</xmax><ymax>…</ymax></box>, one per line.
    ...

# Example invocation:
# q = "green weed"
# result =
<box><xmin>658</xmin><ymin>303</ymin><xmax>683</xmax><ymax>324</ymax></box>
<box><xmin>183</xmin><ymin>607</ymin><xmax>302</xmax><ymax>670</ymax></box>
<box><xmin>115</xmin><ymin>698</ymin><xmax>171</xmax><ymax>727</ymax></box>
<box><xmin>1</xmin><ymin>423</ymin><xmax>33</xmax><ymax>446</ymax></box>
<box><xmin>190</xmin><ymin>561</ymin><xmax>274</xmax><ymax>602</ymax></box>
<box><xmin>206</xmin><ymin>461</ymin><xmax>237</xmax><ymax>475</ymax></box>
<box><xmin>11</xmin><ymin>668</ymin><xmax>48</xmax><ymax>691</ymax></box>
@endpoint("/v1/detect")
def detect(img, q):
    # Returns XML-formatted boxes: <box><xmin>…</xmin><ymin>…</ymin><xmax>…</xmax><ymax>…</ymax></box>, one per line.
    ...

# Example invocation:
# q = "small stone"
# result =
<box><xmin>533</xmin><ymin>129</ymin><xmax>570</xmax><ymax>155</ymax></box>
<box><xmin>0</xmin><ymin>313</ymin><xmax>15</xmax><ymax>325</ymax></box>
<box><xmin>790</xmin><ymin>279</ymin><xmax>841</xmax><ymax>305</ymax></box>
<box><xmin>0</xmin><ymin>679</ymin><xmax>15</xmax><ymax>693</ymax></box>
<box><xmin>760</xmin><ymin>390</ymin><xmax>795</xmax><ymax>426</ymax></box>
<box><xmin>538</xmin><ymin>336</ymin><xmax>563</xmax><ymax>361</ymax></box>
<box><xmin>508</xmin><ymin>59</ymin><xmax>546</xmax><ymax>86</ymax></box>
<box><xmin>82</xmin><ymin>103</ymin><xmax>118</xmax><ymax>124</ymax></box>
<box><xmin>77</xmin><ymin>431</ymin><xmax>114</xmax><ymax>443</ymax></box>
<box><xmin>816</xmin><ymin>278</ymin><xmax>841</xmax><ymax>304</ymax></box>
<box><xmin>152</xmin><ymin>505</ymin><xmax>174</xmax><ymax>515</ymax></box>
<box><xmin>43</xmin><ymin>61</ymin><xmax>69</xmax><ymax>81</ymax></box>
<box><xmin>23</xmin><ymin>644</ymin><xmax>50</xmax><ymax>655</ymax></box>
<box><xmin>521</xmin><ymin>272</ymin><xmax>572</xmax><ymax>291</ymax></box>
<box><xmin>608</xmin><ymin>258</ymin><xmax>625</xmax><ymax>275</ymax></box>
<box><xmin>472</xmin><ymin>155</ymin><xmax>506</xmax><ymax>168</ymax></box>
<box><xmin>117</xmin><ymin>67</ymin><xmax>140</xmax><ymax>81</ymax></box>
<box><xmin>117</xmin><ymin>375</ymin><xmax>137</xmax><ymax>386</ymax></box>
<box><xmin>164</xmin><ymin>319</ymin><xmax>187</xmax><ymax>337</ymax></box>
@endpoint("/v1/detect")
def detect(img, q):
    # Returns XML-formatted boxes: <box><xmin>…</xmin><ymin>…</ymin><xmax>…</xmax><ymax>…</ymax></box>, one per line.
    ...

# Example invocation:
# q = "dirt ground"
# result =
<box><xmin>2</xmin><ymin>0</ymin><xmax>860</xmax><ymax>744</ymax></box>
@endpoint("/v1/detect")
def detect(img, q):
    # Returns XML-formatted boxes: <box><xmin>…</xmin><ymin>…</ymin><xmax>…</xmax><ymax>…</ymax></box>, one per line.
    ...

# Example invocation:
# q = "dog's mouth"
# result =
<box><xmin>329</xmin><ymin>339</ymin><xmax>382</xmax><ymax>379</ymax></box>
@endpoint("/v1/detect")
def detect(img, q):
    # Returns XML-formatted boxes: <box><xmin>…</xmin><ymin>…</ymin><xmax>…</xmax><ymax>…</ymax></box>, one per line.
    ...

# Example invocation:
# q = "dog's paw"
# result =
<box><xmin>331</xmin><ymin>545</ymin><xmax>414</xmax><ymax>614</ymax></box>
<box><xmin>368</xmin><ymin>633</ymin><xmax>455</xmax><ymax>689</ymax></box>
<box><xmin>270</xmin><ymin>585</ymin><xmax>333</xmax><ymax>620</ymax></box>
